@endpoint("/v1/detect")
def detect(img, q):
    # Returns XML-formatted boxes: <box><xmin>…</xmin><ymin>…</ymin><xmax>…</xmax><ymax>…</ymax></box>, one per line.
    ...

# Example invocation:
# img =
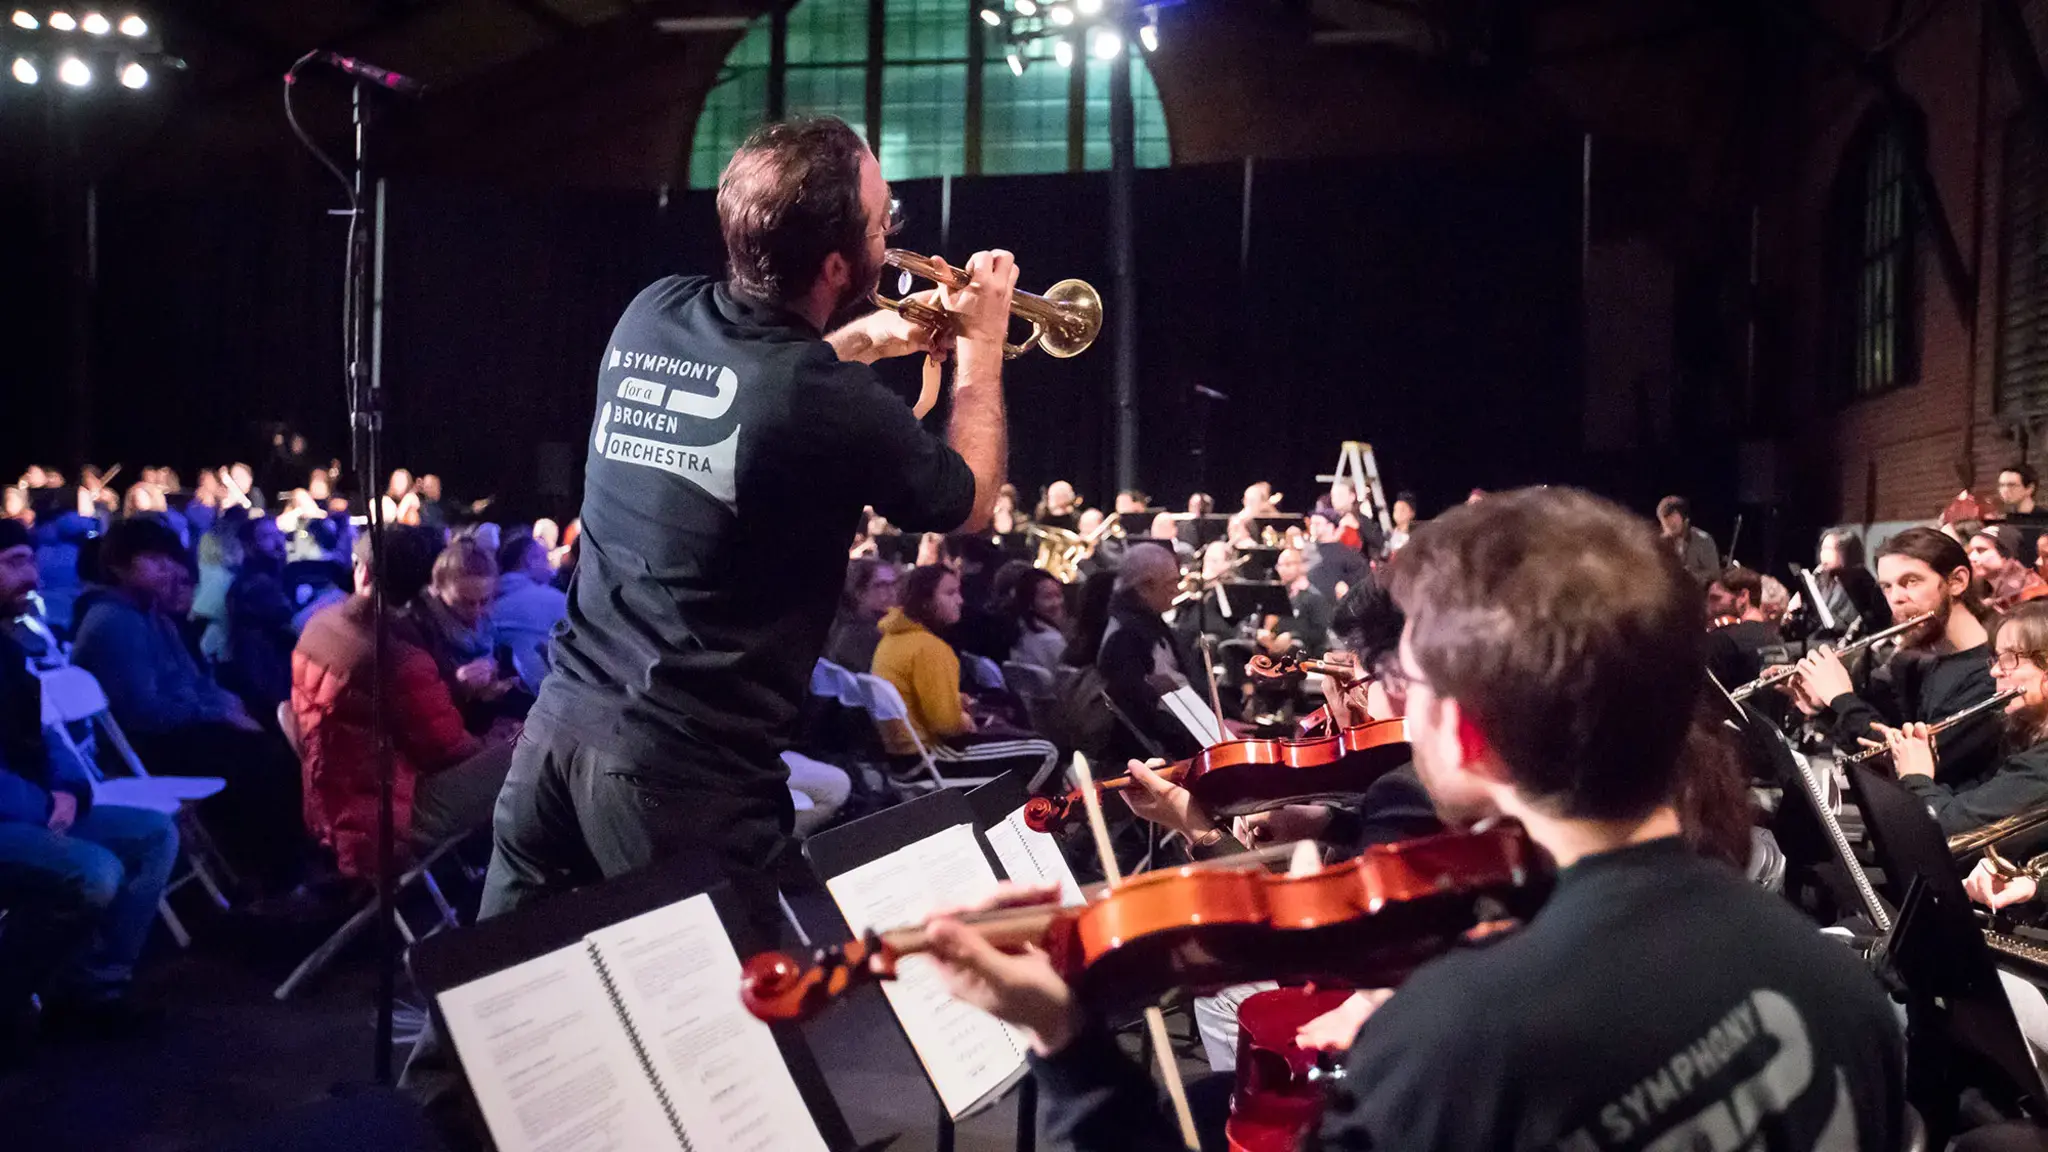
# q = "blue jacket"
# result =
<box><xmin>70</xmin><ymin>587</ymin><xmax>240</xmax><ymax>736</ymax></box>
<box><xmin>0</xmin><ymin>631</ymin><xmax>92</xmax><ymax>825</ymax></box>
<box><xmin>493</xmin><ymin>572</ymin><xmax>567</xmax><ymax>691</ymax></box>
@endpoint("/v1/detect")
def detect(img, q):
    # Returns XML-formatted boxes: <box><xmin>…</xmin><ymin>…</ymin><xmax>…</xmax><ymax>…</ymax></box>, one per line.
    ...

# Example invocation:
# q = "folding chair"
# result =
<box><xmin>962</xmin><ymin>653</ymin><xmax>1006</xmax><ymax>693</ymax></box>
<box><xmin>36</xmin><ymin>665</ymin><xmax>233</xmax><ymax>947</ymax></box>
<box><xmin>853</xmin><ymin>673</ymin><xmax>1004</xmax><ymax>790</ymax></box>
<box><xmin>273</xmin><ymin>833</ymin><xmax>474</xmax><ymax>1000</ymax></box>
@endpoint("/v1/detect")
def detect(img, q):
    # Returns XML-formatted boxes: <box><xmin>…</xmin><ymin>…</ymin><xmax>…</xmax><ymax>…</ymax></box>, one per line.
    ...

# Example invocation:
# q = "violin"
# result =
<box><xmin>740</xmin><ymin>823</ymin><xmax>1543</xmax><ymax>1026</ymax></box>
<box><xmin>1022</xmin><ymin>715</ymin><xmax>1410</xmax><ymax>835</ymax></box>
<box><xmin>1226</xmin><ymin>987</ymin><xmax>1355</xmax><ymax>1152</ymax></box>
<box><xmin>1708</xmin><ymin>614</ymin><xmax>1741</xmax><ymax>631</ymax></box>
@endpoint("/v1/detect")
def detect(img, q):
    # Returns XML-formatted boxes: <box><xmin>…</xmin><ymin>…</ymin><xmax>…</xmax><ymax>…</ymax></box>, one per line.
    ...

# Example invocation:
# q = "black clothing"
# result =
<box><xmin>1825</xmin><ymin>644</ymin><xmax>1998</xmax><ymax>785</ymax></box>
<box><xmin>1704</xmin><ymin>619</ymin><xmax>1786</xmax><ymax>691</ymax></box>
<box><xmin>1826</xmin><ymin>569</ymin><xmax>1890</xmax><ymax>638</ymax></box>
<box><xmin>1901</xmin><ymin>738</ymin><xmax>2048</xmax><ymax>838</ymax></box>
<box><xmin>538</xmin><ymin>277</ymin><xmax>975</xmax><ymax>791</ymax></box>
<box><xmin>1098</xmin><ymin>589</ymin><xmax>1201</xmax><ymax>761</ymax></box>
<box><xmin>1322</xmin><ymin>764</ymin><xmax>1441</xmax><ymax>852</ymax></box>
<box><xmin>1034</xmin><ymin>837</ymin><xmax>1903</xmax><ymax>1152</ymax></box>
<box><xmin>1277</xmin><ymin>584</ymin><xmax>1334</xmax><ymax>657</ymax></box>
<box><xmin>1303</xmin><ymin>540</ymin><xmax>1369</xmax><ymax>602</ymax></box>
<box><xmin>1036</xmin><ymin>510</ymin><xmax>1080</xmax><ymax>533</ymax></box>
<box><xmin>281</xmin><ymin>558</ymin><xmax>350</xmax><ymax>616</ymax></box>
<box><xmin>126</xmin><ymin>725</ymin><xmax>306</xmax><ymax>892</ymax></box>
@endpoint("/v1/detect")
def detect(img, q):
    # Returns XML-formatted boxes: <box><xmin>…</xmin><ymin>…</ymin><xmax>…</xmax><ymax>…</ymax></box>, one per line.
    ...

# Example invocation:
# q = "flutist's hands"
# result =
<box><xmin>1795</xmin><ymin>646</ymin><xmax>1855</xmax><ymax>706</ymax></box>
<box><xmin>943</xmin><ymin>250</ymin><xmax>1019</xmax><ymax>346</ymax></box>
<box><xmin>1882</xmin><ymin>721</ymin><xmax>1937</xmax><ymax>780</ymax></box>
<box><xmin>923</xmin><ymin>882</ymin><xmax>1079</xmax><ymax>1056</ymax></box>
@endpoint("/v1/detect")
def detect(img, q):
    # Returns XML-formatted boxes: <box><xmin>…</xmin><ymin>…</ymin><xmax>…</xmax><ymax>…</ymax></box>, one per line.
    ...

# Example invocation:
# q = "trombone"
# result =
<box><xmin>1727</xmin><ymin>611</ymin><xmax>1933</xmax><ymax>702</ymax></box>
<box><xmin>873</xmin><ymin>250</ymin><xmax>1103</xmax><ymax>360</ymax></box>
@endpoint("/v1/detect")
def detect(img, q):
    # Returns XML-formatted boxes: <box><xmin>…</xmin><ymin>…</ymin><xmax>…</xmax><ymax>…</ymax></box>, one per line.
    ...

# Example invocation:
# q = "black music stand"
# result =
<box><xmin>803</xmin><ymin>788</ymin><xmax>1039</xmax><ymax>1152</ymax></box>
<box><xmin>1846</xmin><ymin>764</ymin><xmax>2048</xmax><ymax>1141</ymax></box>
<box><xmin>407</xmin><ymin>851</ymin><xmax>858</xmax><ymax>1152</ymax></box>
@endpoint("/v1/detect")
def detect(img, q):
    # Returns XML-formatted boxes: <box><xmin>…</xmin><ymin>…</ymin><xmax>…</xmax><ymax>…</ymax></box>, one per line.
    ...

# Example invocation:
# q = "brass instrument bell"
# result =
<box><xmin>874</xmin><ymin>249</ymin><xmax>1103</xmax><ymax>360</ymax></box>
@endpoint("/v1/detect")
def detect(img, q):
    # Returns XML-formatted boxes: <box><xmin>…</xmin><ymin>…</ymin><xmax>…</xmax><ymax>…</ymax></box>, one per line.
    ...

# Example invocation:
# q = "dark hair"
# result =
<box><xmin>1655</xmin><ymin>495</ymin><xmax>1690</xmax><ymax>522</ymax></box>
<box><xmin>1393</xmin><ymin>490</ymin><xmax>1418</xmax><ymax>510</ymax></box>
<box><xmin>717</xmin><ymin>117</ymin><xmax>870</xmax><ymax>306</ymax></box>
<box><xmin>840</xmin><ymin>556</ymin><xmax>894</xmax><ymax>614</ymax></box>
<box><xmin>1821</xmin><ymin>528</ymin><xmax>1866</xmax><ymax>571</ymax></box>
<box><xmin>899</xmin><ymin>564</ymin><xmax>958</xmax><ymax>633</ymax></box>
<box><xmin>1714</xmin><ymin>566</ymin><xmax>1763</xmax><ymax>606</ymax></box>
<box><xmin>2004</xmin><ymin>463</ymin><xmax>2039</xmax><ymax>489</ymax></box>
<box><xmin>1876</xmin><ymin>526</ymin><xmax>1983</xmax><ymax>617</ymax></box>
<box><xmin>1007</xmin><ymin>568</ymin><xmax>1066</xmax><ymax>629</ymax></box>
<box><xmin>305</xmin><ymin>516</ymin><xmax>341</xmax><ymax>553</ymax></box>
<box><xmin>1061</xmin><ymin>570</ymin><xmax>1118</xmax><ymax>667</ymax></box>
<box><xmin>1673</xmin><ymin>707</ymin><xmax>1756</xmax><ymax>871</ymax></box>
<box><xmin>1389</xmin><ymin>487</ymin><xmax>1702</xmax><ymax>821</ymax></box>
<box><xmin>496</xmin><ymin>532</ymin><xmax>542</xmax><ymax>576</ymax></box>
<box><xmin>1331</xmin><ymin>567</ymin><xmax>1403</xmax><ymax>675</ymax></box>
<box><xmin>100</xmin><ymin>516</ymin><xmax>187</xmax><ymax>575</ymax></box>
<box><xmin>1118</xmin><ymin>489</ymin><xmax>1150</xmax><ymax>506</ymax></box>
<box><xmin>1974</xmin><ymin>525</ymin><xmax>2024</xmax><ymax>563</ymax></box>
<box><xmin>352</xmin><ymin>525</ymin><xmax>440</xmax><ymax>605</ymax></box>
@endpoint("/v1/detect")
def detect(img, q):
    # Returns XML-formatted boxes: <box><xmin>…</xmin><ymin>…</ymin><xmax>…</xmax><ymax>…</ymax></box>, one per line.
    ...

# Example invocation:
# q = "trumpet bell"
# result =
<box><xmin>1038</xmin><ymin>279</ymin><xmax>1103</xmax><ymax>359</ymax></box>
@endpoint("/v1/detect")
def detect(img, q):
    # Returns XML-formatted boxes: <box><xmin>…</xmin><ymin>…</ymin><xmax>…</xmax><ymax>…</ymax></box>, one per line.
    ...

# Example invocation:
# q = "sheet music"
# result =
<box><xmin>825</xmin><ymin>822</ymin><xmax>1029</xmax><ymax>1117</ymax></box>
<box><xmin>984</xmin><ymin>805</ymin><xmax>1085</xmax><ymax>907</ymax></box>
<box><xmin>584</xmin><ymin>895</ymin><xmax>828</xmax><ymax>1152</ymax></box>
<box><xmin>437</xmin><ymin>944</ymin><xmax>677</xmax><ymax>1152</ymax></box>
<box><xmin>1162</xmin><ymin>684</ymin><xmax>1225</xmax><ymax>746</ymax></box>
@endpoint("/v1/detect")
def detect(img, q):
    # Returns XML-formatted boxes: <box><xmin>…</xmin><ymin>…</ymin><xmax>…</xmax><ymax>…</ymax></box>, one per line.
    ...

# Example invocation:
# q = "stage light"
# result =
<box><xmin>1076</xmin><ymin>0</ymin><xmax>1101</xmax><ymax>15</ymax></box>
<box><xmin>11</xmin><ymin>55</ymin><xmax>36</xmax><ymax>84</ymax></box>
<box><xmin>57</xmin><ymin>55</ymin><xmax>88</xmax><ymax>84</ymax></box>
<box><xmin>117</xmin><ymin>12</ymin><xmax>142</xmax><ymax>35</ymax></box>
<box><xmin>80</xmin><ymin>10</ymin><xmax>108</xmax><ymax>33</ymax></box>
<box><xmin>979</xmin><ymin>7</ymin><xmax>1000</xmax><ymax>25</ymax></box>
<box><xmin>1014</xmin><ymin>0</ymin><xmax>1035</xmax><ymax>14</ymax></box>
<box><xmin>11</xmin><ymin>10</ymin><xmax>36</xmax><ymax>29</ymax></box>
<box><xmin>47</xmin><ymin>10</ymin><xmax>75</xmax><ymax>29</ymax></box>
<box><xmin>1139</xmin><ymin>21</ymin><xmax>1158</xmax><ymax>51</ymax></box>
<box><xmin>1006</xmin><ymin>47</ymin><xmax>1023</xmax><ymax>75</ymax></box>
<box><xmin>1053</xmin><ymin>37</ymin><xmax>1073</xmax><ymax>67</ymax></box>
<box><xmin>118</xmin><ymin>58</ymin><xmax>143</xmax><ymax>87</ymax></box>
<box><xmin>1091</xmin><ymin>27</ymin><xmax>1121</xmax><ymax>58</ymax></box>
<box><xmin>1049</xmin><ymin>4</ymin><xmax>1073</xmax><ymax>25</ymax></box>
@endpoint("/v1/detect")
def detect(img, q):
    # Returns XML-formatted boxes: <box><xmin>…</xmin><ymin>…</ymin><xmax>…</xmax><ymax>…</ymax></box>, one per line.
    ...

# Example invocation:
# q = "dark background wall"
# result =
<box><xmin>2</xmin><ymin>148</ymin><xmax>1583</xmax><ymax>524</ymax></box>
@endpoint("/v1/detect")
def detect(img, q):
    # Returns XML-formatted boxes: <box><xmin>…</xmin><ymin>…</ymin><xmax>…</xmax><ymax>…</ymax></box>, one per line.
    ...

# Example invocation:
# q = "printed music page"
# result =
<box><xmin>583</xmin><ymin>894</ymin><xmax>829</xmax><ymax>1152</ymax></box>
<box><xmin>826</xmin><ymin>822</ymin><xmax>1030</xmax><ymax>1117</ymax></box>
<box><xmin>437</xmin><ymin>944</ymin><xmax>676</xmax><ymax>1152</ymax></box>
<box><xmin>984</xmin><ymin>805</ymin><xmax>1085</xmax><ymax>907</ymax></box>
<box><xmin>1162</xmin><ymin>685</ymin><xmax>1226</xmax><ymax>746</ymax></box>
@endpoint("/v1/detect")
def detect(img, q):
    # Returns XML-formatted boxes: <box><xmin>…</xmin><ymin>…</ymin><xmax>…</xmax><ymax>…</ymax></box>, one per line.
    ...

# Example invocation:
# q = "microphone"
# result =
<box><xmin>322</xmin><ymin>53</ymin><xmax>426</xmax><ymax>97</ymax></box>
<box><xmin>1192</xmin><ymin>384</ymin><xmax>1230</xmax><ymax>402</ymax></box>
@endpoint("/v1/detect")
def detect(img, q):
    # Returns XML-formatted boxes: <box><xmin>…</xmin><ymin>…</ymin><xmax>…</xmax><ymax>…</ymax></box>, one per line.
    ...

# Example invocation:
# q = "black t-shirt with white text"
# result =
<box><xmin>538</xmin><ymin>277</ymin><xmax>976</xmax><ymax>788</ymax></box>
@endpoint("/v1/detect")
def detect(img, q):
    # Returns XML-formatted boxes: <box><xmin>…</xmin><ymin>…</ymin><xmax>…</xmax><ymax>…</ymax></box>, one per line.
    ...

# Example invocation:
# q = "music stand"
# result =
<box><xmin>1845</xmin><ymin>763</ymin><xmax>2048</xmax><ymax>1139</ymax></box>
<box><xmin>407</xmin><ymin>850</ymin><xmax>858</xmax><ymax>1152</ymax></box>
<box><xmin>803</xmin><ymin>789</ymin><xmax>1038</xmax><ymax>1152</ymax></box>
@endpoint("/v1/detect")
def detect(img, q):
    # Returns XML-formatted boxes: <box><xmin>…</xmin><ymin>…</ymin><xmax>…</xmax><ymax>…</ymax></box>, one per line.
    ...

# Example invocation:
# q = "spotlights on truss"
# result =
<box><xmin>985</xmin><ymin>0</ymin><xmax>1166</xmax><ymax>74</ymax></box>
<box><xmin>78</xmin><ymin>9</ymin><xmax>105</xmax><ymax>33</ymax></box>
<box><xmin>3</xmin><ymin>12</ymin><xmax>174</xmax><ymax>94</ymax></box>
<box><xmin>116</xmin><ymin>11</ymin><xmax>140</xmax><ymax>35</ymax></box>
<box><xmin>117</xmin><ymin>54</ymin><xmax>142</xmax><ymax>86</ymax></box>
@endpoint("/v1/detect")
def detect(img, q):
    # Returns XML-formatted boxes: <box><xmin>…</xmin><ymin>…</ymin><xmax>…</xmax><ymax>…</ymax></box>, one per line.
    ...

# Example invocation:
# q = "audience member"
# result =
<box><xmin>1999</xmin><ymin>463</ymin><xmax>2048</xmax><ymax>556</ymax></box>
<box><xmin>381</xmin><ymin>469</ymin><xmax>421</xmax><ymax>527</ymax></box>
<box><xmin>220</xmin><ymin>515</ymin><xmax>296</xmax><ymax>712</ymax></box>
<box><xmin>1006</xmin><ymin>569</ymin><xmax>1070</xmax><ymax>675</ymax></box>
<box><xmin>295</xmin><ymin>527</ymin><xmax>518</xmax><ymax>881</ymax></box>
<box><xmin>283</xmin><ymin>517</ymin><xmax>352</xmax><ymax>632</ymax></box>
<box><xmin>0</xmin><ymin>520</ymin><xmax>179</xmax><ymax>1054</ymax></box>
<box><xmin>493</xmin><ymin>532</ymin><xmax>568</xmax><ymax>692</ymax></box>
<box><xmin>1097</xmin><ymin>544</ymin><xmax>1201</xmax><ymax>761</ymax></box>
<box><xmin>68</xmin><ymin>518</ymin><xmax>308</xmax><ymax>896</ymax></box>
<box><xmin>1386</xmin><ymin>490</ymin><xmax>1418</xmax><ymax>555</ymax></box>
<box><xmin>1303</xmin><ymin>510</ymin><xmax>1370</xmax><ymax>601</ymax></box>
<box><xmin>192</xmin><ymin>514</ymin><xmax>247</xmax><ymax>664</ymax></box>
<box><xmin>872</xmin><ymin>565</ymin><xmax>1060</xmax><ymax>790</ymax></box>
<box><xmin>407</xmin><ymin>539</ymin><xmax>520</xmax><ymax>732</ymax></box>
<box><xmin>824</xmin><ymin>557</ymin><xmax>898</xmax><ymax>673</ymax></box>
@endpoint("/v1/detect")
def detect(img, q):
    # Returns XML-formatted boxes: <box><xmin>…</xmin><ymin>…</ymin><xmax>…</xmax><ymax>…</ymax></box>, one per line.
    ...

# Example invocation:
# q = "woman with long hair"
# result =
<box><xmin>1005</xmin><ymin>569</ymin><xmax>1069</xmax><ymax>674</ymax></box>
<box><xmin>872</xmin><ymin>564</ymin><xmax>1060</xmax><ymax>790</ymax></box>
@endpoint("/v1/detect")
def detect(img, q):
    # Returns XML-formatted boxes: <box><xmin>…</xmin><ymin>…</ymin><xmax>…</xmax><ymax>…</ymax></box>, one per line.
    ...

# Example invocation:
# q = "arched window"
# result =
<box><xmin>1829</xmin><ymin>115</ymin><xmax>1919</xmax><ymax>399</ymax></box>
<box><xmin>688</xmin><ymin>0</ymin><xmax>1170</xmax><ymax>188</ymax></box>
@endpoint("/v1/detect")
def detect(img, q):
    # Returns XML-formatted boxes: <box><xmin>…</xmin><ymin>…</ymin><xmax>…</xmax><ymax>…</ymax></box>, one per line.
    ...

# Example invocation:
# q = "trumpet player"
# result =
<box><xmin>1789</xmin><ymin>527</ymin><xmax>2000</xmax><ymax>785</ymax></box>
<box><xmin>1878</xmin><ymin>602</ymin><xmax>2048</xmax><ymax>841</ymax></box>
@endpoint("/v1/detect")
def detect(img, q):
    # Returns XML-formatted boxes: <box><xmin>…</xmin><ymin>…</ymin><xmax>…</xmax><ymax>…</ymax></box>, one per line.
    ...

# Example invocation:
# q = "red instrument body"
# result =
<box><xmin>1022</xmin><ymin>716</ymin><xmax>1411</xmax><ymax>834</ymax></box>
<box><xmin>739</xmin><ymin>822</ymin><xmax>1545</xmax><ymax>1027</ymax></box>
<box><xmin>1226</xmin><ymin>987</ymin><xmax>1355</xmax><ymax>1152</ymax></box>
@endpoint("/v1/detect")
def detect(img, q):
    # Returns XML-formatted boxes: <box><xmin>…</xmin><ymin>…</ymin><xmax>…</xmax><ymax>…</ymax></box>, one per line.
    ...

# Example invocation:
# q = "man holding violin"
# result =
<box><xmin>920</xmin><ymin>487</ymin><xmax>1903</xmax><ymax>1151</ymax></box>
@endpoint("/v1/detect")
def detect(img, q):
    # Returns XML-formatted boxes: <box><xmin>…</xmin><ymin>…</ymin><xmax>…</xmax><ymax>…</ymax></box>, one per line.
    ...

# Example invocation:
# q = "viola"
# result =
<box><xmin>1022</xmin><ymin>716</ymin><xmax>1410</xmax><ymax>835</ymax></box>
<box><xmin>1226</xmin><ymin>987</ymin><xmax>1356</xmax><ymax>1152</ymax></box>
<box><xmin>739</xmin><ymin>823</ymin><xmax>1543</xmax><ymax>1026</ymax></box>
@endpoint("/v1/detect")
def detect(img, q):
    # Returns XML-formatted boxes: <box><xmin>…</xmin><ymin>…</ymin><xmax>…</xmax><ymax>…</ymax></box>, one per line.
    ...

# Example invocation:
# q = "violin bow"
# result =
<box><xmin>1070</xmin><ymin>753</ymin><xmax>1201</xmax><ymax>1150</ymax></box>
<box><xmin>1198</xmin><ymin>634</ymin><xmax>1228</xmax><ymax>732</ymax></box>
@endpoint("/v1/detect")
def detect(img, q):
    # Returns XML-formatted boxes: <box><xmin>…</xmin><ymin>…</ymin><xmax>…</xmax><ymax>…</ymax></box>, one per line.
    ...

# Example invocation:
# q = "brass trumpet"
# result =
<box><xmin>1951</xmin><ymin>789</ymin><xmax>2048</xmax><ymax>879</ymax></box>
<box><xmin>873</xmin><ymin>250</ymin><xmax>1103</xmax><ymax>360</ymax></box>
<box><xmin>1727</xmin><ymin>611</ymin><xmax>1934</xmax><ymax>703</ymax></box>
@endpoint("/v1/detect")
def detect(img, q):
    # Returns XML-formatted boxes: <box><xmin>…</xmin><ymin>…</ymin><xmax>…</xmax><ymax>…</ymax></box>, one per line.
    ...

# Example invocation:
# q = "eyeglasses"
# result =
<box><xmin>1992</xmin><ymin>650</ymin><xmax>2047</xmax><ymax>673</ymax></box>
<box><xmin>868</xmin><ymin>198</ymin><xmax>905</xmax><ymax>241</ymax></box>
<box><xmin>1370</xmin><ymin>653</ymin><xmax>1414</xmax><ymax>700</ymax></box>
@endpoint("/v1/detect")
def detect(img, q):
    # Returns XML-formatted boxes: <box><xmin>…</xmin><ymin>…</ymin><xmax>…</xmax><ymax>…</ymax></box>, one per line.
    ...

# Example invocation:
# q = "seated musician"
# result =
<box><xmin>1097</xmin><ymin>544</ymin><xmax>1205</xmax><ymax>762</ymax></box>
<box><xmin>1259</xmin><ymin>547</ymin><xmax>1333</xmax><ymax>659</ymax></box>
<box><xmin>918</xmin><ymin>487</ymin><xmax>1904</xmax><ymax>1151</ymax></box>
<box><xmin>1704</xmin><ymin>565</ymin><xmax>1784</xmax><ymax>688</ymax></box>
<box><xmin>1968</xmin><ymin>525</ymin><xmax>2048</xmax><ymax>614</ymax></box>
<box><xmin>1793</xmin><ymin>527</ymin><xmax>1999</xmax><ymax>787</ymax></box>
<box><xmin>1877</xmin><ymin>601</ymin><xmax>2048</xmax><ymax>839</ymax></box>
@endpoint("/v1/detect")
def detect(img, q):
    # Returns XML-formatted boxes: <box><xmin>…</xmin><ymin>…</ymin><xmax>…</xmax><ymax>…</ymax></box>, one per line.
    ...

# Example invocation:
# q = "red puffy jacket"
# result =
<box><xmin>292</xmin><ymin>596</ymin><xmax>481</xmax><ymax>879</ymax></box>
